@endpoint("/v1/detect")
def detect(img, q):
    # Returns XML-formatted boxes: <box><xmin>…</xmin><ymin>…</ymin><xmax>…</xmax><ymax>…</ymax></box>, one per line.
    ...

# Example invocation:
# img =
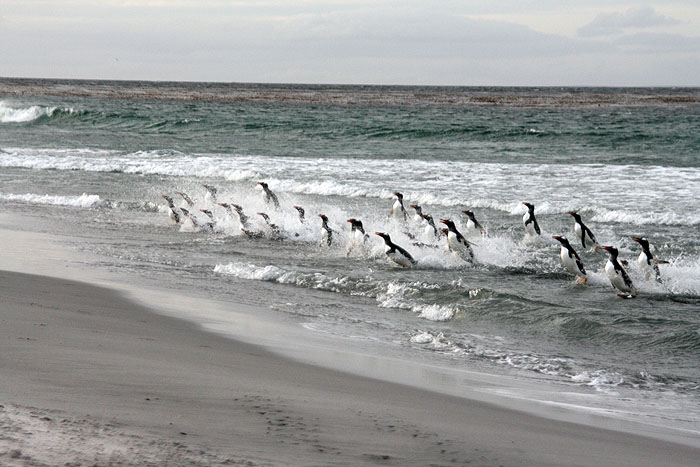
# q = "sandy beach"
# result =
<box><xmin>1</xmin><ymin>224</ymin><xmax>699</xmax><ymax>465</ymax></box>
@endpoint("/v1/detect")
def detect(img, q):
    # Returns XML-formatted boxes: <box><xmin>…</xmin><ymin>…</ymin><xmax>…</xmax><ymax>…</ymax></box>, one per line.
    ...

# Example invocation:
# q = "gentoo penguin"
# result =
<box><xmin>180</xmin><ymin>208</ymin><xmax>210</xmax><ymax>232</ymax></box>
<box><xmin>462</xmin><ymin>210</ymin><xmax>487</xmax><ymax>237</ymax></box>
<box><xmin>567</xmin><ymin>211</ymin><xmax>598</xmax><ymax>250</ymax></box>
<box><xmin>439</xmin><ymin>219</ymin><xmax>475</xmax><ymax>262</ymax></box>
<box><xmin>632</xmin><ymin>237</ymin><xmax>666</xmax><ymax>283</ymax></box>
<box><xmin>228</xmin><ymin>204</ymin><xmax>249</xmax><ymax>228</ymax></box>
<box><xmin>600</xmin><ymin>246</ymin><xmax>637</xmax><ymax>297</ymax></box>
<box><xmin>162</xmin><ymin>195</ymin><xmax>181</xmax><ymax>224</ymax></box>
<box><xmin>375</xmin><ymin>232</ymin><xmax>416</xmax><ymax>268</ymax></box>
<box><xmin>420</xmin><ymin>213</ymin><xmax>443</xmax><ymax>241</ymax></box>
<box><xmin>319</xmin><ymin>214</ymin><xmax>337</xmax><ymax>247</ymax></box>
<box><xmin>199</xmin><ymin>209</ymin><xmax>216</xmax><ymax>232</ymax></box>
<box><xmin>389</xmin><ymin>192</ymin><xmax>408</xmax><ymax>222</ymax></box>
<box><xmin>552</xmin><ymin>236</ymin><xmax>587</xmax><ymax>285</ymax></box>
<box><xmin>258</xmin><ymin>182</ymin><xmax>280</xmax><ymax>209</ymax></box>
<box><xmin>202</xmin><ymin>184</ymin><xmax>218</xmax><ymax>204</ymax></box>
<box><xmin>175</xmin><ymin>191</ymin><xmax>195</xmax><ymax>208</ymax></box>
<box><xmin>257</xmin><ymin>212</ymin><xmax>282</xmax><ymax>238</ymax></box>
<box><xmin>522</xmin><ymin>202</ymin><xmax>541</xmax><ymax>237</ymax></box>
<box><xmin>346</xmin><ymin>218</ymin><xmax>369</xmax><ymax>255</ymax></box>
<box><xmin>409</xmin><ymin>204</ymin><xmax>424</xmax><ymax>224</ymax></box>
<box><xmin>293</xmin><ymin>205</ymin><xmax>306</xmax><ymax>224</ymax></box>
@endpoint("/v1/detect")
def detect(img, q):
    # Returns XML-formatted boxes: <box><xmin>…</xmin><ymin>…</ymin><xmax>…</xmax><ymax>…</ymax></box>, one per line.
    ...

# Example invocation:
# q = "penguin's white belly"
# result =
<box><xmin>390</xmin><ymin>201</ymin><xmax>405</xmax><ymax>220</ymax></box>
<box><xmin>446</xmin><ymin>232</ymin><xmax>473</xmax><ymax>261</ymax></box>
<box><xmin>560</xmin><ymin>248</ymin><xmax>582</xmax><ymax>276</ymax></box>
<box><xmin>605</xmin><ymin>261</ymin><xmax>632</xmax><ymax>293</ymax></box>
<box><xmin>386</xmin><ymin>248</ymin><xmax>412</xmax><ymax>268</ymax></box>
<box><xmin>637</xmin><ymin>252</ymin><xmax>654</xmax><ymax>279</ymax></box>
<box><xmin>523</xmin><ymin>214</ymin><xmax>538</xmax><ymax>236</ymax></box>
<box><xmin>167</xmin><ymin>207</ymin><xmax>179</xmax><ymax>223</ymax></box>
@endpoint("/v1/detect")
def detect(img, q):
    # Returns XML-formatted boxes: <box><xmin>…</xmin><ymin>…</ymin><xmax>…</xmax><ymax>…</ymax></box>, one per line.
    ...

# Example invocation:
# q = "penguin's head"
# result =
<box><xmin>600</xmin><ymin>245</ymin><xmax>619</xmax><ymax>257</ymax></box>
<box><xmin>393</xmin><ymin>192</ymin><xmax>403</xmax><ymax>201</ymax></box>
<box><xmin>632</xmin><ymin>237</ymin><xmax>650</xmax><ymax>249</ymax></box>
<box><xmin>522</xmin><ymin>202</ymin><xmax>535</xmax><ymax>211</ymax></box>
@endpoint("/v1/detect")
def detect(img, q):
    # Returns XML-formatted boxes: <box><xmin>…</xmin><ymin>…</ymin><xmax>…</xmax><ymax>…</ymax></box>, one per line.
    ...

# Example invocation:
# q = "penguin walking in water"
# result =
<box><xmin>632</xmin><ymin>237</ymin><xmax>667</xmax><ymax>283</ymax></box>
<box><xmin>346</xmin><ymin>218</ymin><xmax>369</xmax><ymax>255</ymax></box>
<box><xmin>175</xmin><ymin>191</ymin><xmax>195</xmax><ymax>209</ymax></box>
<box><xmin>319</xmin><ymin>214</ymin><xmax>338</xmax><ymax>247</ymax></box>
<box><xmin>389</xmin><ymin>192</ymin><xmax>408</xmax><ymax>222</ymax></box>
<box><xmin>568</xmin><ymin>211</ymin><xmax>598</xmax><ymax>250</ymax></box>
<box><xmin>522</xmin><ymin>202</ymin><xmax>541</xmax><ymax>237</ymax></box>
<box><xmin>180</xmin><ymin>208</ymin><xmax>211</xmax><ymax>233</ymax></box>
<box><xmin>440</xmin><ymin>219</ymin><xmax>475</xmax><ymax>262</ymax></box>
<box><xmin>552</xmin><ymin>236</ymin><xmax>587</xmax><ymax>285</ymax></box>
<box><xmin>420</xmin><ymin>213</ymin><xmax>443</xmax><ymax>242</ymax></box>
<box><xmin>462</xmin><ymin>210</ymin><xmax>487</xmax><ymax>237</ymax></box>
<box><xmin>202</xmin><ymin>184</ymin><xmax>218</xmax><ymax>205</ymax></box>
<box><xmin>257</xmin><ymin>212</ymin><xmax>282</xmax><ymax>238</ymax></box>
<box><xmin>199</xmin><ymin>209</ymin><xmax>216</xmax><ymax>232</ymax></box>
<box><xmin>375</xmin><ymin>232</ymin><xmax>416</xmax><ymax>268</ymax></box>
<box><xmin>162</xmin><ymin>195</ymin><xmax>181</xmax><ymax>224</ymax></box>
<box><xmin>258</xmin><ymin>182</ymin><xmax>280</xmax><ymax>209</ymax></box>
<box><xmin>600</xmin><ymin>246</ymin><xmax>637</xmax><ymax>297</ymax></box>
<box><xmin>293</xmin><ymin>205</ymin><xmax>306</xmax><ymax>224</ymax></box>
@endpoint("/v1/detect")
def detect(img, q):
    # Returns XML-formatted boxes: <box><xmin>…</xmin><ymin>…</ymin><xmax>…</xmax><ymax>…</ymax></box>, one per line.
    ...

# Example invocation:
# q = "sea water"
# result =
<box><xmin>1</xmin><ymin>78</ymin><xmax>699</xmax><ymax>433</ymax></box>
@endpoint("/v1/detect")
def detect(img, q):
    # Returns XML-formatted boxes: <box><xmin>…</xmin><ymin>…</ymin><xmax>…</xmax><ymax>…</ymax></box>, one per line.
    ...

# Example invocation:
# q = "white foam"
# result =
<box><xmin>0</xmin><ymin>101</ymin><xmax>59</xmax><ymax>123</ymax></box>
<box><xmin>0</xmin><ymin>192</ymin><xmax>102</xmax><ymax>208</ymax></box>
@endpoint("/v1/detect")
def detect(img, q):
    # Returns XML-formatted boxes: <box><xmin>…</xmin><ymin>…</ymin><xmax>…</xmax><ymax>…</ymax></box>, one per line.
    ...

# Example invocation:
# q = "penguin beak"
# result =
<box><xmin>552</xmin><ymin>236</ymin><xmax>561</xmax><ymax>241</ymax></box>
<box><xmin>439</xmin><ymin>219</ymin><xmax>448</xmax><ymax>224</ymax></box>
<box><xmin>631</xmin><ymin>237</ymin><xmax>642</xmax><ymax>243</ymax></box>
<box><xmin>600</xmin><ymin>246</ymin><xmax>612</xmax><ymax>252</ymax></box>
<box><xmin>374</xmin><ymin>232</ymin><xmax>383</xmax><ymax>236</ymax></box>
<box><xmin>567</xmin><ymin>211</ymin><xmax>575</xmax><ymax>216</ymax></box>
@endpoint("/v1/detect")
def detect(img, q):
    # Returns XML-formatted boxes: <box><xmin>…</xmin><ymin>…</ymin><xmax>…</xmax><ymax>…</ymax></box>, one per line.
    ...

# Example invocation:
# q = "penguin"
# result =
<box><xmin>199</xmin><ymin>209</ymin><xmax>216</xmax><ymax>232</ymax></box>
<box><xmin>461</xmin><ymin>210</ymin><xmax>487</xmax><ymax>237</ymax></box>
<box><xmin>375</xmin><ymin>232</ymin><xmax>416</xmax><ymax>268</ymax></box>
<box><xmin>439</xmin><ymin>219</ymin><xmax>475</xmax><ymax>262</ymax></box>
<box><xmin>632</xmin><ymin>237</ymin><xmax>667</xmax><ymax>283</ymax></box>
<box><xmin>175</xmin><ymin>191</ymin><xmax>195</xmax><ymax>209</ymax></box>
<box><xmin>420</xmin><ymin>213</ymin><xmax>443</xmax><ymax>241</ymax></box>
<box><xmin>293</xmin><ymin>205</ymin><xmax>306</xmax><ymax>224</ymax></box>
<box><xmin>567</xmin><ymin>211</ymin><xmax>598</xmax><ymax>250</ymax></box>
<box><xmin>229</xmin><ymin>203</ymin><xmax>251</xmax><ymax>229</ymax></box>
<box><xmin>346</xmin><ymin>218</ymin><xmax>369</xmax><ymax>255</ymax></box>
<box><xmin>389</xmin><ymin>192</ymin><xmax>408</xmax><ymax>222</ymax></box>
<box><xmin>552</xmin><ymin>236</ymin><xmax>587</xmax><ymax>285</ymax></box>
<box><xmin>162</xmin><ymin>195</ymin><xmax>181</xmax><ymax>224</ymax></box>
<box><xmin>600</xmin><ymin>246</ymin><xmax>637</xmax><ymax>297</ymax></box>
<box><xmin>257</xmin><ymin>212</ymin><xmax>282</xmax><ymax>238</ymax></box>
<box><xmin>202</xmin><ymin>184</ymin><xmax>218</xmax><ymax>205</ymax></box>
<box><xmin>409</xmin><ymin>204</ymin><xmax>425</xmax><ymax>224</ymax></box>
<box><xmin>258</xmin><ymin>182</ymin><xmax>280</xmax><ymax>209</ymax></box>
<box><xmin>319</xmin><ymin>214</ymin><xmax>337</xmax><ymax>247</ymax></box>
<box><xmin>522</xmin><ymin>202</ymin><xmax>541</xmax><ymax>237</ymax></box>
<box><xmin>180</xmin><ymin>207</ymin><xmax>209</xmax><ymax>232</ymax></box>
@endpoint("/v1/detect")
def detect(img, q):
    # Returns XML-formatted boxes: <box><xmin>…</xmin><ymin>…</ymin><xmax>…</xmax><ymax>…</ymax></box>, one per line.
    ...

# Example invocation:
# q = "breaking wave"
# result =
<box><xmin>0</xmin><ymin>101</ymin><xmax>77</xmax><ymax>123</ymax></box>
<box><xmin>0</xmin><ymin>192</ymin><xmax>102</xmax><ymax>208</ymax></box>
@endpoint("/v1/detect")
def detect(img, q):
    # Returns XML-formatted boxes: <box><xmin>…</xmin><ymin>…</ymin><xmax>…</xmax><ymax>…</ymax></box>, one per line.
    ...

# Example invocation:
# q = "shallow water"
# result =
<box><xmin>1</xmin><ymin>79</ymin><xmax>699</xmax><ymax>432</ymax></box>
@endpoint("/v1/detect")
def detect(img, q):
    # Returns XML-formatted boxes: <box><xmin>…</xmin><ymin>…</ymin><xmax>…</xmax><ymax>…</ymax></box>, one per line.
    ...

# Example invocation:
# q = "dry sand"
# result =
<box><xmin>1</xmin><ymin>268</ymin><xmax>699</xmax><ymax>466</ymax></box>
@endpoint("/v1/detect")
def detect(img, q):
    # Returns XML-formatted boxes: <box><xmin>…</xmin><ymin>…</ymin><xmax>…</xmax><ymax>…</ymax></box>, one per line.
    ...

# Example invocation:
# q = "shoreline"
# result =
<box><xmin>2</xmin><ymin>269</ymin><xmax>699</xmax><ymax>466</ymax></box>
<box><xmin>0</xmin><ymin>214</ymin><xmax>699</xmax><ymax>464</ymax></box>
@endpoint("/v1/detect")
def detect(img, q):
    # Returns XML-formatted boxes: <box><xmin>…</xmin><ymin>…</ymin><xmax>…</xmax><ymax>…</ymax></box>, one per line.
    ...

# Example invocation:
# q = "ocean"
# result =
<box><xmin>1</xmin><ymin>78</ymin><xmax>699</xmax><ymax>433</ymax></box>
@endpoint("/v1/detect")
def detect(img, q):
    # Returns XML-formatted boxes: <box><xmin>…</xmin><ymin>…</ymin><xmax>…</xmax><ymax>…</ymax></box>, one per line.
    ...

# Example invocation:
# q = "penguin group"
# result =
<box><xmin>162</xmin><ymin>185</ymin><xmax>668</xmax><ymax>299</ymax></box>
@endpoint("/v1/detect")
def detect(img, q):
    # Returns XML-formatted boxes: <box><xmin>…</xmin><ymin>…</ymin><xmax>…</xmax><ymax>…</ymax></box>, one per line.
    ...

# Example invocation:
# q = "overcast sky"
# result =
<box><xmin>1</xmin><ymin>1</ymin><xmax>699</xmax><ymax>86</ymax></box>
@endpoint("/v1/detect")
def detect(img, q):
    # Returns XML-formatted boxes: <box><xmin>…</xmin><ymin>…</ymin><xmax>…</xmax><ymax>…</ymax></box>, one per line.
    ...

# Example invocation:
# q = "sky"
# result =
<box><xmin>1</xmin><ymin>1</ymin><xmax>699</xmax><ymax>86</ymax></box>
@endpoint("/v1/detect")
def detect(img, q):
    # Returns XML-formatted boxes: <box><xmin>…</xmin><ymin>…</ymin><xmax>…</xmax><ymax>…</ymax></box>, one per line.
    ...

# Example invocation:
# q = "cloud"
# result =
<box><xmin>578</xmin><ymin>6</ymin><xmax>679</xmax><ymax>37</ymax></box>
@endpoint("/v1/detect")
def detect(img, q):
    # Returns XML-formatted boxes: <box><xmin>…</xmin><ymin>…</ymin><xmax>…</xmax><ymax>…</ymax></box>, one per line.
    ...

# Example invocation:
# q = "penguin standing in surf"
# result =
<box><xmin>202</xmin><ymin>184</ymin><xmax>218</xmax><ymax>205</ymax></box>
<box><xmin>199</xmin><ymin>209</ymin><xmax>216</xmax><ymax>232</ymax></box>
<box><xmin>258</xmin><ymin>182</ymin><xmax>280</xmax><ymax>209</ymax></box>
<box><xmin>293</xmin><ymin>205</ymin><xmax>306</xmax><ymax>224</ymax></box>
<box><xmin>522</xmin><ymin>202</ymin><xmax>541</xmax><ymax>238</ymax></box>
<box><xmin>462</xmin><ymin>210</ymin><xmax>487</xmax><ymax>237</ymax></box>
<box><xmin>319</xmin><ymin>214</ymin><xmax>338</xmax><ymax>247</ymax></box>
<box><xmin>375</xmin><ymin>232</ymin><xmax>416</xmax><ymax>268</ymax></box>
<box><xmin>162</xmin><ymin>195</ymin><xmax>181</xmax><ymax>224</ymax></box>
<box><xmin>552</xmin><ymin>236</ymin><xmax>587</xmax><ymax>285</ymax></box>
<box><xmin>632</xmin><ymin>237</ymin><xmax>667</xmax><ymax>283</ymax></box>
<box><xmin>175</xmin><ymin>191</ymin><xmax>195</xmax><ymax>209</ymax></box>
<box><xmin>346</xmin><ymin>218</ymin><xmax>370</xmax><ymax>255</ymax></box>
<box><xmin>389</xmin><ymin>192</ymin><xmax>408</xmax><ymax>222</ymax></box>
<box><xmin>600</xmin><ymin>246</ymin><xmax>637</xmax><ymax>297</ymax></box>
<box><xmin>440</xmin><ymin>219</ymin><xmax>475</xmax><ymax>262</ymax></box>
<box><xmin>567</xmin><ymin>211</ymin><xmax>598</xmax><ymax>250</ymax></box>
<box><xmin>420</xmin><ymin>213</ymin><xmax>443</xmax><ymax>242</ymax></box>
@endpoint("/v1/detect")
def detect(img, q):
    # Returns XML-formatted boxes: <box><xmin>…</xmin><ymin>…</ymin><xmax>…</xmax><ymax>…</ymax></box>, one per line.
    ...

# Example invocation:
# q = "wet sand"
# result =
<box><xmin>1</xmin><ymin>268</ymin><xmax>698</xmax><ymax>466</ymax></box>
